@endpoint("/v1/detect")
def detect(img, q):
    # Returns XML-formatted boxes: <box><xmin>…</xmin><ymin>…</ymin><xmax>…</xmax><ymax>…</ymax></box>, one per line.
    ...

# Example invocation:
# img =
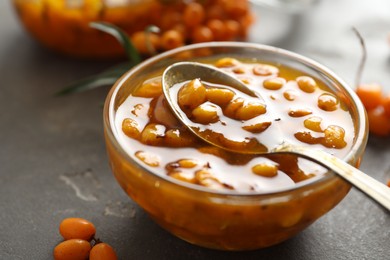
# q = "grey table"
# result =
<box><xmin>1</xmin><ymin>0</ymin><xmax>389</xmax><ymax>259</ymax></box>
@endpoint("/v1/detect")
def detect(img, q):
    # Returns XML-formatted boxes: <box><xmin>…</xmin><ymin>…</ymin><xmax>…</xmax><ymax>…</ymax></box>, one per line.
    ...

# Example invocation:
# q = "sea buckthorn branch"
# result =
<box><xmin>145</xmin><ymin>25</ymin><xmax>161</xmax><ymax>56</ymax></box>
<box><xmin>57</xmin><ymin>22</ymin><xmax>142</xmax><ymax>95</ymax></box>
<box><xmin>352</xmin><ymin>27</ymin><xmax>367</xmax><ymax>88</ymax></box>
<box><xmin>353</xmin><ymin>28</ymin><xmax>390</xmax><ymax>137</ymax></box>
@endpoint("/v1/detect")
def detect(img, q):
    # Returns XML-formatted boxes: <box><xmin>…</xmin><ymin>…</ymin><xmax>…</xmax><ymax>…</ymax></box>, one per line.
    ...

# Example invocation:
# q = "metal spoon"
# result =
<box><xmin>162</xmin><ymin>61</ymin><xmax>390</xmax><ymax>211</ymax></box>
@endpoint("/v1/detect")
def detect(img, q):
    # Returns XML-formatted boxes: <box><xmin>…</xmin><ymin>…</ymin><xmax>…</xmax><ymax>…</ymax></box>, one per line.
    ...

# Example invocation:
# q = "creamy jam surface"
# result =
<box><xmin>114</xmin><ymin>58</ymin><xmax>355</xmax><ymax>192</ymax></box>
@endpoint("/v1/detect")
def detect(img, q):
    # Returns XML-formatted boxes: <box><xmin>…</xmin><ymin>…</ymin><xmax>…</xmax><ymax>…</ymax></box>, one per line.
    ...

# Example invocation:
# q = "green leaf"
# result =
<box><xmin>57</xmin><ymin>22</ymin><xmax>143</xmax><ymax>95</ymax></box>
<box><xmin>56</xmin><ymin>61</ymin><xmax>137</xmax><ymax>95</ymax></box>
<box><xmin>90</xmin><ymin>22</ymin><xmax>141</xmax><ymax>63</ymax></box>
<box><xmin>56</xmin><ymin>75</ymin><xmax>117</xmax><ymax>96</ymax></box>
<box><xmin>99</xmin><ymin>61</ymin><xmax>137</xmax><ymax>77</ymax></box>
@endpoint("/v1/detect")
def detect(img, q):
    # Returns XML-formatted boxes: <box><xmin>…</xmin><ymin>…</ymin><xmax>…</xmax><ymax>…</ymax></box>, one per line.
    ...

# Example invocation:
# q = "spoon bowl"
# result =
<box><xmin>162</xmin><ymin>61</ymin><xmax>390</xmax><ymax>211</ymax></box>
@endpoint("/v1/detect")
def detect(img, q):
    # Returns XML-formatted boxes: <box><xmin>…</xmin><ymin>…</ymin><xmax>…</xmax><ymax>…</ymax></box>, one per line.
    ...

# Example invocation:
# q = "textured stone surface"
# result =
<box><xmin>1</xmin><ymin>1</ymin><xmax>389</xmax><ymax>259</ymax></box>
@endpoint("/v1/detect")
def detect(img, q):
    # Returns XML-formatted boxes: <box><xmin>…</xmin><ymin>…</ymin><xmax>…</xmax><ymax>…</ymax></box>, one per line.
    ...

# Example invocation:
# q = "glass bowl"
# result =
<box><xmin>103</xmin><ymin>42</ymin><xmax>368</xmax><ymax>250</ymax></box>
<box><xmin>12</xmin><ymin>0</ymin><xmax>253</xmax><ymax>58</ymax></box>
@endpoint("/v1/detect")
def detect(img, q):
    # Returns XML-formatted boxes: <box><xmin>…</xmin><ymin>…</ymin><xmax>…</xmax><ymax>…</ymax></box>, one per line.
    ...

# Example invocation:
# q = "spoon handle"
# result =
<box><xmin>278</xmin><ymin>145</ymin><xmax>390</xmax><ymax>212</ymax></box>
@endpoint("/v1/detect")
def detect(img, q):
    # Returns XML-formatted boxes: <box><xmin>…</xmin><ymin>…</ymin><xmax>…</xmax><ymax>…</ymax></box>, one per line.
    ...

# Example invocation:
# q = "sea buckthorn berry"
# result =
<box><xmin>367</xmin><ymin>107</ymin><xmax>390</xmax><ymax>136</ymax></box>
<box><xmin>242</xmin><ymin>121</ymin><xmax>271</xmax><ymax>133</ymax></box>
<box><xmin>283</xmin><ymin>89</ymin><xmax>298</xmax><ymax>101</ymax></box>
<box><xmin>215</xmin><ymin>57</ymin><xmax>240</xmax><ymax>68</ymax></box>
<box><xmin>161</xmin><ymin>30</ymin><xmax>184</xmax><ymax>50</ymax></box>
<box><xmin>192</xmin><ymin>26</ymin><xmax>214</xmax><ymax>43</ymax></box>
<box><xmin>296</xmin><ymin>76</ymin><xmax>317</xmax><ymax>93</ymax></box>
<box><xmin>288</xmin><ymin>108</ymin><xmax>312</xmax><ymax>117</ymax></box>
<box><xmin>130</xmin><ymin>31</ymin><xmax>160</xmax><ymax>55</ymax></box>
<box><xmin>381</xmin><ymin>94</ymin><xmax>390</xmax><ymax>117</ymax></box>
<box><xmin>252</xmin><ymin>163</ymin><xmax>278</xmax><ymax>177</ymax></box>
<box><xmin>318</xmin><ymin>93</ymin><xmax>339</xmax><ymax>111</ymax></box>
<box><xmin>59</xmin><ymin>218</ymin><xmax>96</xmax><ymax>241</ymax></box>
<box><xmin>235</xmin><ymin>102</ymin><xmax>267</xmax><ymax>120</ymax></box>
<box><xmin>122</xmin><ymin>118</ymin><xmax>140</xmax><ymax>139</ymax></box>
<box><xmin>224</xmin><ymin>97</ymin><xmax>245</xmax><ymax>118</ymax></box>
<box><xmin>232</xmin><ymin>67</ymin><xmax>246</xmax><ymax>74</ymax></box>
<box><xmin>224</xmin><ymin>20</ymin><xmax>240</xmax><ymax>40</ymax></box>
<box><xmin>304</xmin><ymin>116</ymin><xmax>323</xmax><ymax>132</ymax></box>
<box><xmin>140</xmin><ymin>124</ymin><xmax>166</xmax><ymax>146</ymax></box>
<box><xmin>356</xmin><ymin>83</ymin><xmax>383</xmax><ymax>111</ymax></box>
<box><xmin>192</xmin><ymin>103</ymin><xmax>220</xmax><ymax>124</ymax></box>
<box><xmin>178</xmin><ymin>79</ymin><xmax>207</xmax><ymax>110</ymax></box>
<box><xmin>206</xmin><ymin>88</ymin><xmax>235</xmax><ymax>106</ymax></box>
<box><xmin>164</xmin><ymin>129</ymin><xmax>195</xmax><ymax>147</ymax></box>
<box><xmin>134</xmin><ymin>77</ymin><xmax>162</xmax><ymax>98</ymax></box>
<box><xmin>53</xmin><ymin>239</ymin><xmax>91</xmax><ymax>260</ymax></box>
<box><xmin>263</xmin><ymin>77</ymin><xmax>286</xmax><ymax>90</ymax></box>
<box><xmin>135</xmin><ymin>151</ymin><xmax>160</xmax><ymax>167</ymax></box>
<box><xmin>89</xmin><ymin>243</ymin><xmax>118</xmax><ymax>260</ymax></box>
<box><xmin>253</xmin><ymin>64</ymin><xmax>279</xmax><ymax>76</ymax></box>
<box><xmin>322</xmin><ymin>125</ymin><xmax>347</xmax><ymax>149</ymax></box>
<box><xmin>206</xmin><ymin>19</ymin><xmax>225</xmax><ymax>41</ymax></box>
<box><xmin>183</xmin><ymin>2</ymin><xmax>205</xmax><ymax>28</ymax></box>
<box><xmin>294</xmin><ymin>131</ymin><xmax>317</xmax><ymax>144</ymax></box>
<box><xmin>168</xmin><ymin>171</ymin><xmax>195</xmax><ymax>184</ymax></box>
<box><xmin>177</xmin><ymin>159</ymin><xmax>198</xmax><ymax>168</ymax></box>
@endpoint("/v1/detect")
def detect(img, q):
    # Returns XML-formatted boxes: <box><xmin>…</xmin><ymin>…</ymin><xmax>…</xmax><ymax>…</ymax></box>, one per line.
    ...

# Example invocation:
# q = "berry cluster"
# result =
<box><xmin>54</xmin><ymin>218</ymin><xmax>117</xmax><ymax>260</ymax></box>
<box><xmin>356</xmin><ymin>83</ymin><xmax>390</xmax><ymax>136</ymax></box>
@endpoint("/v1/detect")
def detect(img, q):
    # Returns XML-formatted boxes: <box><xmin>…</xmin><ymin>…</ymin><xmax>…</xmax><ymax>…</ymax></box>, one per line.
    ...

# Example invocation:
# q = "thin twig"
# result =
<box><xmin>352</xmin><ymin>27</ymin><xmax>367</xmax><ymax>88</ymax></box>
<box><xmin>145</xmin><ymin>25</ymin><xmax>160</xmax><ymax>56</ymax></box>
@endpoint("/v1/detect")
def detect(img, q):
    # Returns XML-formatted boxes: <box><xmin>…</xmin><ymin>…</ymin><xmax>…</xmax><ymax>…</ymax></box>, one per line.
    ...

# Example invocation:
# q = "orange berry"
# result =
<box><xmin>356</xmin><ymin>83</ymin><xmax>383</xmax><ymax>111</ymax></box>
<box><xmin>131</xmin><ymin>31</ymin><xmax>160</xmax><ymax>55</ymax></box>
<box><xmin>192</xmin><ymin>26</ymin><xmax>214</xmax><ymax>43</ymax></box>
<box><xmin>59</xmin><ymin>218</ymin><xmax>96</xmax><ymax>241</ymax></box>
<box><xmin>54</xmin><ymin>239</ymin><xmax>91</xmax><ymax>260</ymax></box>
<box><xmin>224</xmin><ymin>20</ymin><xmax>240</xmax><ymax>40</ymax></box>
<box><xmin>183</xmin><ymin>2</ymin><xmax>205</xmax><ymax>28</ymax></box>
<box><xmin>89</xmin><ymin>243</ymin><xmax>118</xmax><ymax>260</ymax></box>
<box><xmin>206</xmin><ymin>19</ymin><xmax>225</xmax><ymax>41</ymax></box>
<box><xmin>161</xmin><ymin>30</ymin><xmax>184</xmax><ymax>50</ymax></box>
<box><xmin>381</xmin><ymin>94</ymin><xmax>390</xmax><ymax>118</ymax></box>
<box><xmin>367</xmin><ymin>107</ymin><xmax>390</xmax><ymax>136</ymax></box>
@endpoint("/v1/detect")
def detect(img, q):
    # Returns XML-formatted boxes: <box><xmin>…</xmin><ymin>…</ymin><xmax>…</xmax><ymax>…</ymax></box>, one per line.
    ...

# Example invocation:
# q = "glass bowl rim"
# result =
<box><xmin>103</xmin><ymin>41</ymin><xmax>368</xmax><ymax>197</ymax></box>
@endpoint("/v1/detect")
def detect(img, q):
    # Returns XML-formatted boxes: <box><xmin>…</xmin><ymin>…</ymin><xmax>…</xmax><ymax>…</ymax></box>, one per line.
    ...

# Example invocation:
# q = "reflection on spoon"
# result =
<box><xmin>162</xmin><ymin>61</ymin><xmax>390</xmax><ymax>212</ymax></box>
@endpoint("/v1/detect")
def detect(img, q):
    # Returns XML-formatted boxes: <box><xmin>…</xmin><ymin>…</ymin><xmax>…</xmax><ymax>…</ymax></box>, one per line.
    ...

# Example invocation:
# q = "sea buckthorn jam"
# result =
<box><xmin>13</xmin><ymin>0</ymin><xmax>253</xmax><ymax>58</ymax></box>
<box><xmin>114</xmin><ymin>58</ymin><xmax>355</xmax><ymax>193</ymax></box>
